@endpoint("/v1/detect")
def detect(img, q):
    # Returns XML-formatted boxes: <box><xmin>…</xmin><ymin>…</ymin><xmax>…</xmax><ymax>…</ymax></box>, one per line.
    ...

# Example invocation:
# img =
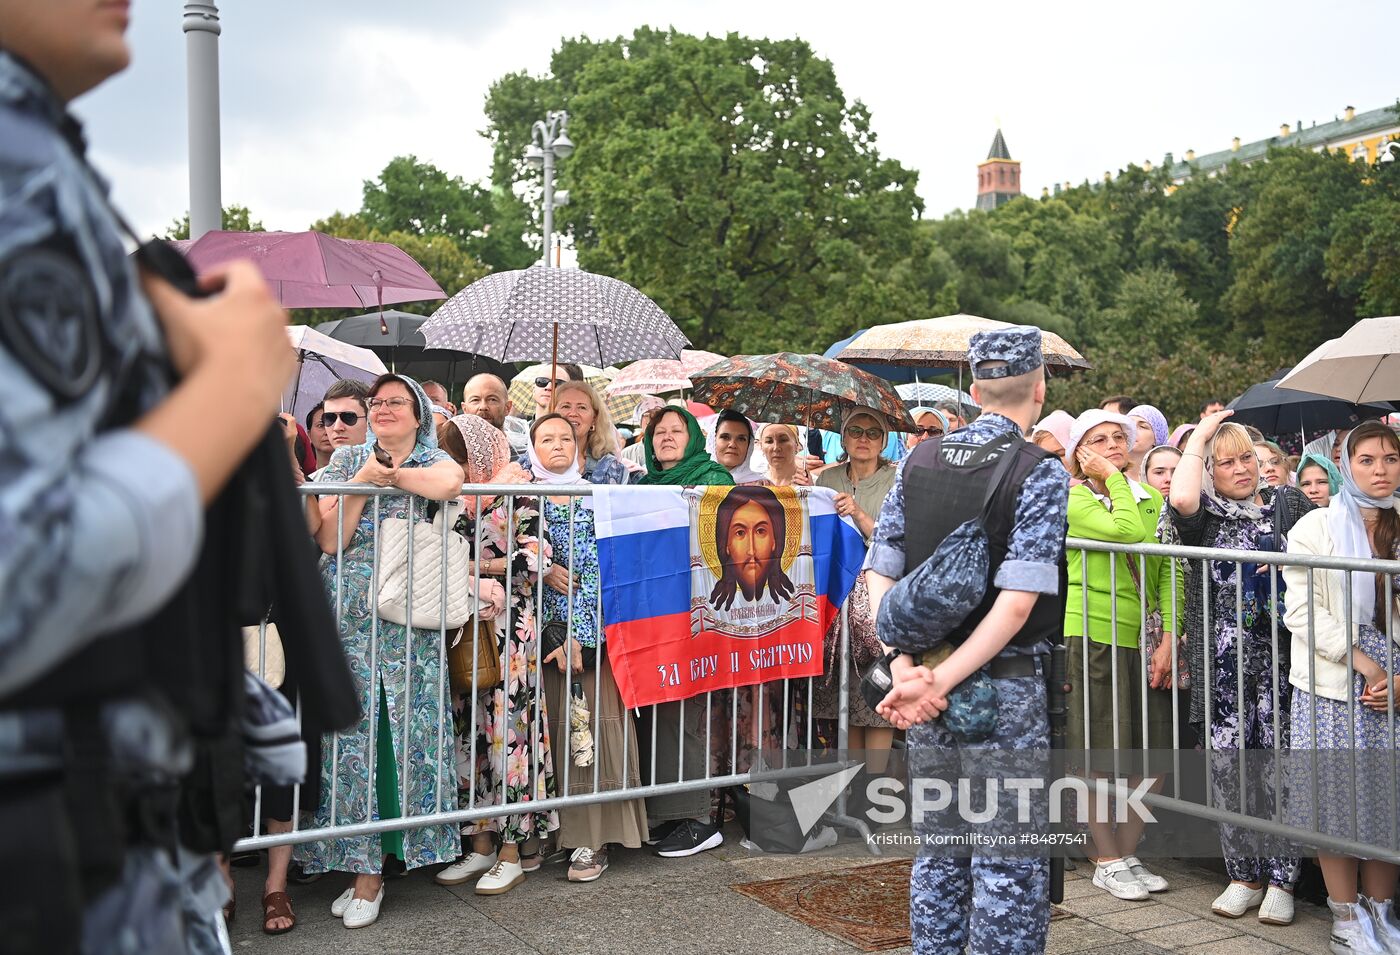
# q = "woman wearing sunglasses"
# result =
<box><xmin>815</xmin><ymin>408</ymin><xmax>899</xmax><ymax>773</ymax></box>
<box><xmin>904</xmin><ymin>406</ymin><xmax>948</xmax><ymax>452</ymax></box>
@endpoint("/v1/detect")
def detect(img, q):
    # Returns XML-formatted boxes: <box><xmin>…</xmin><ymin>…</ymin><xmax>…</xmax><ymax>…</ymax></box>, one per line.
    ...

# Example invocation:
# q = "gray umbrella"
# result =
<box><xmin>420</xmin><ymin>265</ymin><xmax>688</xmax><ymax>366</ymax></box>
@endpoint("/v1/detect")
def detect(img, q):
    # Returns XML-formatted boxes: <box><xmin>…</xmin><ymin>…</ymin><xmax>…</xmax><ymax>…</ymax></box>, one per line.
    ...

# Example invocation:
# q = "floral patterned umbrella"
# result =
<box><xmin>689</xmin><ymin>353</ymin><xmax>915</xmax><ymax>432</ymax></box>
<box><xmin>605</xmin><ymin>349</ymin><xmax>727</xmax><ymax>396</ymax></box>
<box><xmin>836</xmin><ymin>313</ymin><xmax>1091</xmax><ymax>373</ymax></box>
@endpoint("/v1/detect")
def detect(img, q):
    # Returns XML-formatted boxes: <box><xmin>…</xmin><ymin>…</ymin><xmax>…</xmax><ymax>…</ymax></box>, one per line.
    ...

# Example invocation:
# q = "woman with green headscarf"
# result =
<box><xmin>634</xmin><ymin>405</ymin><xmax>732</xmax><ymax>858</ymax></box>
<box><xmin>1296</xmin><ymin>452</ymin><xmax>1342</xmax><ymax>508</ymax></box>
<box><xmin>638</xmin><ymin>406</ymin><xmax>734</xmax><ymax>487</ymax></box>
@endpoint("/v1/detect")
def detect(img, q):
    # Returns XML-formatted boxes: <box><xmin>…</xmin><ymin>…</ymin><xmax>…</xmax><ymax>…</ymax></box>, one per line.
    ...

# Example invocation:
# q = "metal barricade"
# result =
<box><xmin>236</xmin><ymin>487</ymin><xmax>1400</xmax><ymax>867</ymax></box>
<box><xmin>237</xmin><ymin>483</ymin><xmax>862</xmax><ymax>853</ymax></box>
<box><xmin>1065</xmin><ymin>534</ymin><xmax>1400</xmax><ymax>865</ymax></box>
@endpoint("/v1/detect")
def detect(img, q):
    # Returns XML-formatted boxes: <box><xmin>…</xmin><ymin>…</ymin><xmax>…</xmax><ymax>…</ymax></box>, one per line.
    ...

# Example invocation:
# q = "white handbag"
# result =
<box><xmin>376</xmin><ymin>499</ymin><xmax>480</xmax><ymax>630</ymax></box>
<box><xmin>242</xmin><ymin>620</ymin><xmax>285</xmax><ymax>689</ymax></box>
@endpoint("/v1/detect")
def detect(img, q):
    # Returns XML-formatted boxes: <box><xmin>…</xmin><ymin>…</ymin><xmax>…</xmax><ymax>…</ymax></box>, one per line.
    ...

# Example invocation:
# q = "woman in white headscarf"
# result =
<box><xmin>1283</xmin><ymin>421</ymin><xmax>1400</xmax><ymax>952</ymax></box>
<box><xmin>530</xmin><ymin>414</ymin><xmax>649</xmax><ymax>884</ymax></box>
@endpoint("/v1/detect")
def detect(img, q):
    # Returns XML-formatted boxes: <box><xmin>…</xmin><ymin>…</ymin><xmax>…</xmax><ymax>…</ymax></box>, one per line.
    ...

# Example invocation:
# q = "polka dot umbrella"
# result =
<box><xmin>421</xmin><ymin>266</ymin><xmax>689</xmax><ymax>401</ymax></box>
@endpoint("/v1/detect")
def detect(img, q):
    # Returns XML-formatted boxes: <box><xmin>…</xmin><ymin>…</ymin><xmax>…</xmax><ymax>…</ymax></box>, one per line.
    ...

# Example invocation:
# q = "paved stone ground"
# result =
<box><xmin>228</xmin><ymin>827</ymin><xmax>1333</xmax><ymax>954</ymax></box>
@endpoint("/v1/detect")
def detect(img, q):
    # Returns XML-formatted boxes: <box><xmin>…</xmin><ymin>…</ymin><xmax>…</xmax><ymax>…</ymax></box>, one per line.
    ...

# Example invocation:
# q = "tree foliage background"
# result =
<box><xmin>181</xmin><ymin>29</ymin><xmax>1399</xmax><ymax>425</ymax></box>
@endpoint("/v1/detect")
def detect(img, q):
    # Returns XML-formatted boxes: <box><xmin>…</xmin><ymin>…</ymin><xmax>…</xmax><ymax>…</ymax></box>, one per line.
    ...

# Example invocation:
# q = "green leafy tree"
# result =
<box><xmin>360</xmin><ymin>156</ymin><xmax>534</xmax><ymax>272</ymax></box>
<box><xmin>1223</xmin><ymin>147</ymin><xmax>1366</xmax><ymax>351</ymax></box>
<box><xmin>1324</xmin><ymin>191</ymin><xmax>1400</xmax><ymax>318</ymax></box>
<box><xmin>482</xmin><ymin>29</ymin><xmax>927</xmax><ymax>353</ymax></box>
<box><xmin>164</xmin><ymin>204</ymin><xmax>264</xmax><ymax>240</ymax></box>
<box><xmin>1049</xmin><ymin>266</ymin><xmax>1282</xmax><ymax>423</ymax></box>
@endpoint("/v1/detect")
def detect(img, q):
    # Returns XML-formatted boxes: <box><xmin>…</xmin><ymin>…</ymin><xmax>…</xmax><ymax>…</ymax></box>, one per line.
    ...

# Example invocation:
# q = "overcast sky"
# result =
<box><xmin>78</xmin><ymin>0</ymin><xmax>1399</xmax><ymax>238</ymax></box>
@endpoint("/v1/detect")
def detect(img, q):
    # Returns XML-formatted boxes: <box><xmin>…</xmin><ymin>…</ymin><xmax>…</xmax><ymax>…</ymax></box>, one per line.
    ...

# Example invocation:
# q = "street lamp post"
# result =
<box><xmin>183</xmin><ymin>1</ymin><xmax>222</xmax><ymax>240</ymax></box>
<box><xmin>524</xmin><ymin>110</ymin><xmax>573</xmax><ymax>266</ymax></box>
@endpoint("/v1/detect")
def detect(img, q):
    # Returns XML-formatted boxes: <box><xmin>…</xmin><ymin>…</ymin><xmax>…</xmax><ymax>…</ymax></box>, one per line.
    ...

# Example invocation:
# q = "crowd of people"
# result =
<box><xmin>245</xmin><ymin>367</ymin><xmax>1400</xmax><ymax>953</ymax></box>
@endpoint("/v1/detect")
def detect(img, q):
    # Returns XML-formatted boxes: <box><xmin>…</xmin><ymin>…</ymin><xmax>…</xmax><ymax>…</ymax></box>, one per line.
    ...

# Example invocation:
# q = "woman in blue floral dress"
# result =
<box><xmin>1167</xmin><ymin>413</ymin><xmax>1312</xmax><ymax>925</ymax></box>
<box><xmin>530</xmin><ymin>412</ymin><xmax>649</xmax><ymax>882</ymax></box>
<box><xmin>295</xmin><ymin>375</ymin><xmax>466</xmax><ymax>930</ymax></box>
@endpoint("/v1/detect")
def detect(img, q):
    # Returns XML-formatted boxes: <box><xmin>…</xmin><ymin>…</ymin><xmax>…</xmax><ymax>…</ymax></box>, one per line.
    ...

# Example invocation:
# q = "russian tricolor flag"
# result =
<box><xmin>594</xmin><ymin>486</ymin><xmax>867</xmax><ymax>708</ymax></box>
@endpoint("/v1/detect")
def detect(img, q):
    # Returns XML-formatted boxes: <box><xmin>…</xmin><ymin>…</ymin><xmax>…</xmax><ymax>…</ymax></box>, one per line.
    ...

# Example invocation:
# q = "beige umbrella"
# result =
<box><xmin>835</xmin><ymin>313</ymin><xmax>1091</xmax><ymax>373</ymax></box>
<box><xmin>1277</xmin><ymin>317</ymin><xmax>1400</xmax><ymax>404</ymax></box>
<box><xmin>507</xmin><ymin>363</ymin><xmax>640</xmax><ymax>422</ymax></box>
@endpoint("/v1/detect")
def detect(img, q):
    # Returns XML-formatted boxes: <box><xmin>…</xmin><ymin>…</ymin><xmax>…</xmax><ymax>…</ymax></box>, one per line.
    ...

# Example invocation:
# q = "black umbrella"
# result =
<box><xmin>1226</xmin><ymin>373</ymin><xmax>1394</xmax><ymax>440</ymax></box>
<box><xmin>322</xmin><ymin>310</ymin><xmax>509</xmax><ymax>394</ymax></box>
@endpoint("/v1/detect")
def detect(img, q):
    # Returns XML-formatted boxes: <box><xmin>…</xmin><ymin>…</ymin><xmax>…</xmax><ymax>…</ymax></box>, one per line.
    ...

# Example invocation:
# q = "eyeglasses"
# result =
<box><xmin>320</xmin><ymin>411</ymin><xmax>361</xmax><ymax>428</ymax></box>
<box><xmin>534</xmin><ymin>377</ymin><xmax>567</xmax><ymax>389</ymax></box>
<box><xmin>368</xmin><ymin>397</ymin><xmax>414</xmax><ymax>412</ymax></box>
<box><xmin>844</xmin><ymin>426</ymin><xmax>885</xmax><ymax>441</ymax></box>
<box><xmin>914</xmin><ymin>426</ymin><xmax>944</xmax><ymax>437</ymax></box>
<box><xmin>1084</xmin><ymin>433</ymin><xmax>1129</xmax><ymax>449</ymax></box>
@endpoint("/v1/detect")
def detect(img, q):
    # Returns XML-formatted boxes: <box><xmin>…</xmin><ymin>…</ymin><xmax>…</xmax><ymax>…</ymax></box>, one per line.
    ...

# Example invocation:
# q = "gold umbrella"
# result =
<box><xmin>835</xmin><ymin>313</ymin><xmax>1091</xmax><ymax>373</ymax></box>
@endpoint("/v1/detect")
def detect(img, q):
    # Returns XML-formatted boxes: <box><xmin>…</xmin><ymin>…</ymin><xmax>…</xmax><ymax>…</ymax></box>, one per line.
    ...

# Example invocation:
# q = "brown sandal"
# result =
<box><xmin>262</xmin><ymin>891</ymin><xmax>296</xmax><ymax>935</ymax></box>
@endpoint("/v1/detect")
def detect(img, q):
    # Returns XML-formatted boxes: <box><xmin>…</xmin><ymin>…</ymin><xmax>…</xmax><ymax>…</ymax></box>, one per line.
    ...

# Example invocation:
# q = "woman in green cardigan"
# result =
<box><xmin>1064</xmin><ymin>409</ymin><xmax>1185</xmax><ymax>903</ymax></box>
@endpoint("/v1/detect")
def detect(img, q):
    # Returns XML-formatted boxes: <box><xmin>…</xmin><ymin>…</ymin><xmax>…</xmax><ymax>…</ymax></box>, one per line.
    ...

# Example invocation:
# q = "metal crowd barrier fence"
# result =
<box><xmin>1065</xmin><ymin>535</ymin><xmax>1400</xmax><ymax>866</ymax></box>
<box><xmin>235</xmin><ymin>486</ymin><xmax>1400</xmax><ymax>867</ymax></box>
<box><xmin>237</xmin><ymin>483</ymin><xmax>870</xmax><ymax>853</ymax></box>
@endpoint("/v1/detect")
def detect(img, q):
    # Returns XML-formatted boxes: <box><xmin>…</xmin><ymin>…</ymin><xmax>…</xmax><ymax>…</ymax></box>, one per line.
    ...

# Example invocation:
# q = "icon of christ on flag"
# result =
<box><xmin>594</xmin><ymin>485</ymin><xmax>866</xmax><ymax>708</ymax></box>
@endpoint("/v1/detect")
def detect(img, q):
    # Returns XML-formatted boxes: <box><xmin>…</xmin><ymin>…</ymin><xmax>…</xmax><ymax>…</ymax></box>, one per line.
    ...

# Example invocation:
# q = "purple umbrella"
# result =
<box><xmin>172</xmin><ymin>230</ymin><xmax>445</xmax><ymax>308</ymax></box>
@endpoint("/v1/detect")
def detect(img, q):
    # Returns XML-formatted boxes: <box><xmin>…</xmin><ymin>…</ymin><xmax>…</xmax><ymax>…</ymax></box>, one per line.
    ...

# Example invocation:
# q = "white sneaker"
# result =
<box><xmin>341</xmin><ymin>886</ymin><xmax>384</xmax><ymax>929</ymax></box>
<box><xmin>1092</xmin><ymin>859</ymin><xmax>1149</xmax><ymax>901</ymax></box>
<box><xmin>1212</xmin><ymin>882</ymin><xmax>1265</xmax><ymax>918</ymax></box>
<box><xmin>1260</xmin><ymin>885</ymin><xmax>1295</xmax><ymax>926</ymax></box>
<box><xmin>1331</xmin><ymin>899</ymin><xmax>1387</xmax><ymax>954</ymax></box>
<box><xmin>1123</xmin><ymin>856</ymin><xmax>1168</xmax><ymax>893</ymax></box>
<box><xmin>1363</xmin><ymin>897</ymin><xmax>1400</xmax><ymax>954</ymax></box>
<box><xmin>434</xmin><ymin>851</ymin><xmax>498</xmax><ymax>885</ymax></box>
<box><xmin>330</xmin><ymin>887</ymin><xmax>354</xmax><ymax>918</ymax></box>
<box><xmin>474</xmin><ymin>858</ymin><xmax>524</xmax><ymax>895</ymax></box>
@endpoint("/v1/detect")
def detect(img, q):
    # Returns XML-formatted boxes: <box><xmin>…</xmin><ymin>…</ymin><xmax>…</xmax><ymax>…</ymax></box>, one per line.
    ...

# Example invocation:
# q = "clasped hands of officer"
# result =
<box><xmin>876</xmin><ymin>655</ymin><xmax>955</xmax><ymax>731</ymax></box>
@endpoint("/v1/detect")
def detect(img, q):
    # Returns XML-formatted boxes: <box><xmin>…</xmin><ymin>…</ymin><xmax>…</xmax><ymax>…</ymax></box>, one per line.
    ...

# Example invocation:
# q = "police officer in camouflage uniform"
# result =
<box><xmin>0</xmin><ymin>4</ymin><xmax>293</xmax><ymax>952</ymax></box>
<box><xmin>866</xmin><ymin>326</ymin><xmax>1069</xmax><ymax>955</ymax></box>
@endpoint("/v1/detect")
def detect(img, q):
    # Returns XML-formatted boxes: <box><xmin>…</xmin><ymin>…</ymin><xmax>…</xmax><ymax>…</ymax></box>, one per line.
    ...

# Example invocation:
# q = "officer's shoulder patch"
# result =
<box><xmin>0</xmin><ymin>245</ymin><xmax>101</xmax><ymax>402</ymax></box>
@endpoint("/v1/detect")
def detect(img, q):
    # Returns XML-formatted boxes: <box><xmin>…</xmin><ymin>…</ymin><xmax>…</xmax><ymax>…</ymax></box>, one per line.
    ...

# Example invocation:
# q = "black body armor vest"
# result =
<box><xmin>901</xmin><ymin>434</ymin><xmax>1066</xmax><ymax>649</ymax></box>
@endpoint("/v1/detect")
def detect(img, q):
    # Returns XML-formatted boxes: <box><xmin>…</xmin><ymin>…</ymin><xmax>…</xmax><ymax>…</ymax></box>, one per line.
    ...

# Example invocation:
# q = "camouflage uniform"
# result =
<box><xmin>867</xmin><ymin>327</ymin><xmax>1069</xmax><ymax>955</ymax></box>
<box><xmin>0</xmin><ymin>52</ymin><xmax>226</xmax><ymax>954</ymax></box>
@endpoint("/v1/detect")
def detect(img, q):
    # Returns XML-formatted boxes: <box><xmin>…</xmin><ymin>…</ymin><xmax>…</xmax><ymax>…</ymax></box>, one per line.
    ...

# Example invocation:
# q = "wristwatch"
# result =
<box><xmin>860</xmin><ymin>649</ymin><xmax>904</xmax><ymax>712</ymax></box>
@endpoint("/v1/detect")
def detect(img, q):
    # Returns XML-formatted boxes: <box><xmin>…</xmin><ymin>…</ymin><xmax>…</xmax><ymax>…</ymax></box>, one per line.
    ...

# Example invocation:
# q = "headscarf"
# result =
<box><xmin>1295</xmin><ymin>451</ymin><xmax>1342</xmax><ymax>495</ymax></box>
<box><xmin>909</xmin><ymin>406</ymin><xmax>949</xmax><ymax>433</ymax></box>
<box><xmin>1200</xmin><ymin>424</ymin><xmax>1265</xmax><ymax>521</ymax></box>
<box><xmin>710</xmin><ymin>409</ymin><xmax>764</xmax><ymax>484</ymax></box>
<box><xmin>1128</xmin><ymin>405</ymin><xmax>1170</xmax><ymax>447</ymax></box>
<box><xmin>1031</xmin><ymin>409</ymin><xmax>1074</xmax><ymax>450</ymax></box>
<box><xmin>639</xmin><ymin>407</ymin><xmax>735</xmax><ymax>486</ymax></box>
<box><xmin>1327</xmin><ymin>429</ymin><xmax>1397</xmax><ymax>629</ymax></box>
<box><xmin>761</xmin><ymin>422</ymin><xmax>800</xmax><ymax>443</ymax></box>
<box><xmin>450</xmin><ymin>414</ymin><xmax>513</xmax><ymax>515</ymax></box>
<box><xmin>363</xmin><ymin>374</ymin><xmax>438</xmax><ymax>451</ymax></box>
<box><xmin>526</xmin><ymin>415</ymin><xmax>584</xmax><ymax>485</ymax></box>
<box><xmin>631</xmin><ymin>395</ymin><xmax>665</xmax><ymax>426</ymax></box>
<box><xmin>1168</xmin><ymin>423</ymin><xmax>1197</xmax><ymax>449</ymax></box>
<box><xmin>840</xmin><ymin>406</ymin><xmax>889</xmax><ymax>442</ymax></box>
<box><xmin>1140</xmin><ymin>444</ymin><xmax>1181</xmax><ymax>483</ymax></box>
